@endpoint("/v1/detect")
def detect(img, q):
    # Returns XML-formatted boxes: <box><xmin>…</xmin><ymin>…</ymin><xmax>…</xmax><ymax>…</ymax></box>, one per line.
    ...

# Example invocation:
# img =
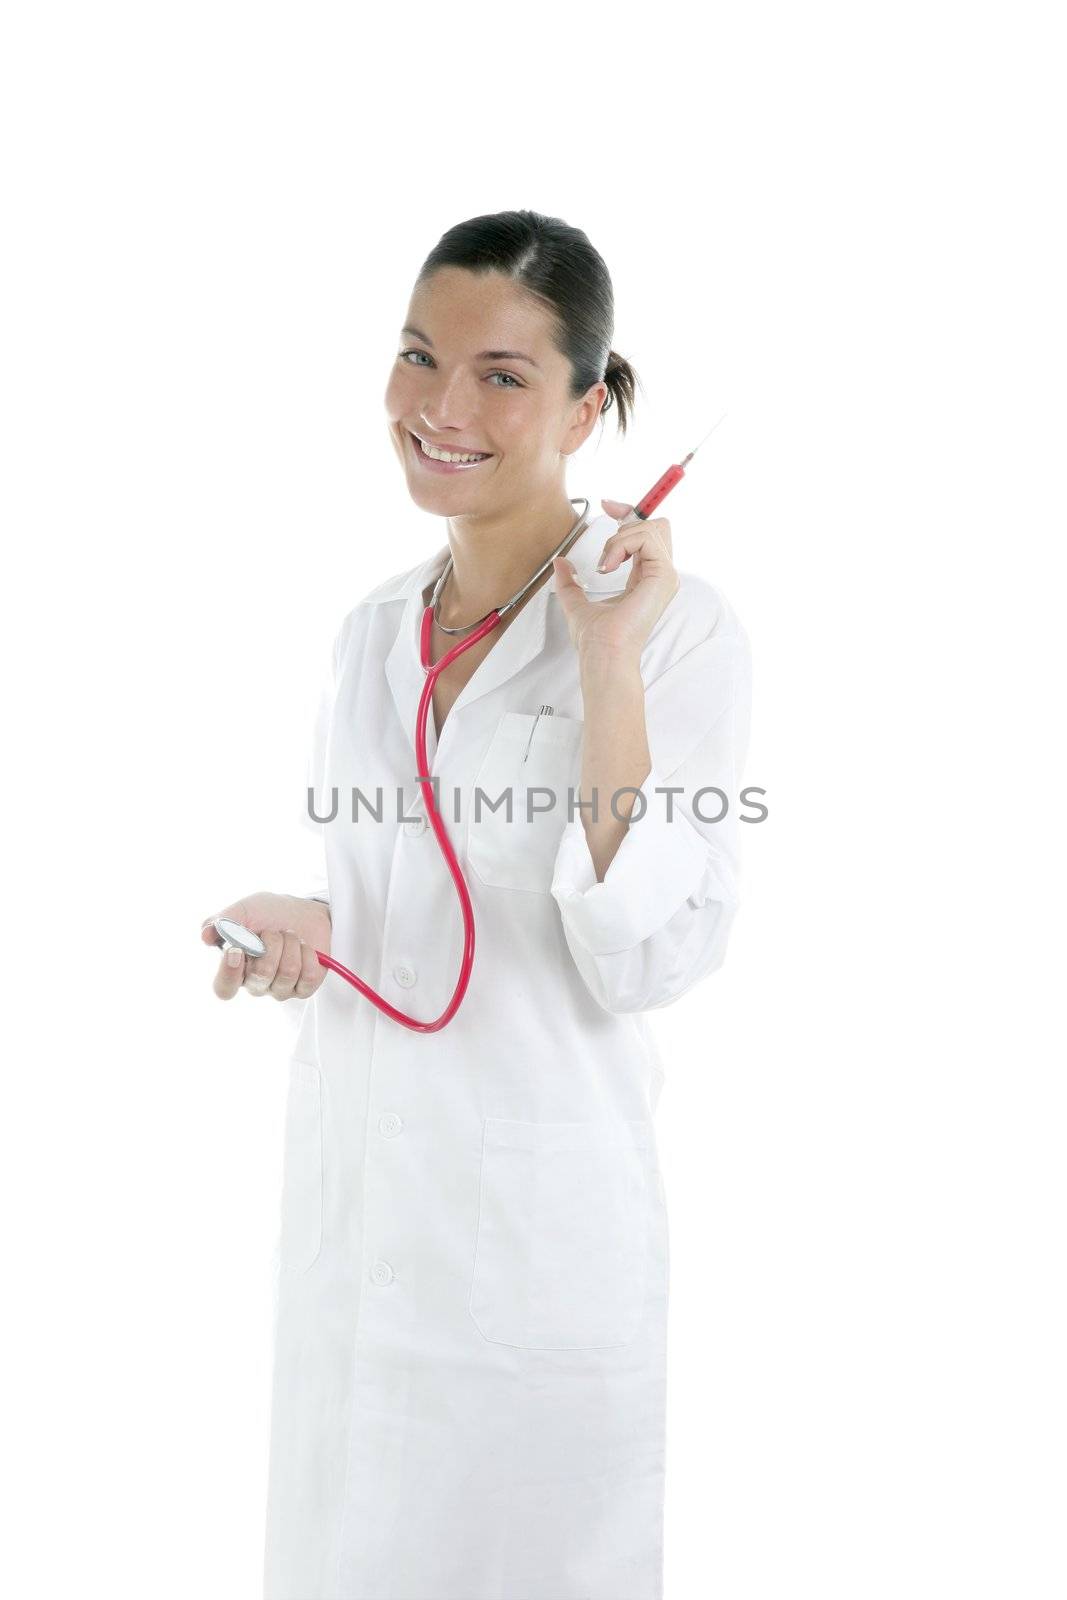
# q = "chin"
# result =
<box><xmin>404</xmin><ymin>480</ymin><xmax>491</xmax><ymax>517</ymax></box>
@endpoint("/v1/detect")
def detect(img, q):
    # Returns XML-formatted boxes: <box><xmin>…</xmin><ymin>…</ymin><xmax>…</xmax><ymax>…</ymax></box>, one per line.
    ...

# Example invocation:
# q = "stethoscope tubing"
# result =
<box><xmin>310</xmin><ymin>601</ymin><xmax>502</xmax><ymax>1032</ymax></box>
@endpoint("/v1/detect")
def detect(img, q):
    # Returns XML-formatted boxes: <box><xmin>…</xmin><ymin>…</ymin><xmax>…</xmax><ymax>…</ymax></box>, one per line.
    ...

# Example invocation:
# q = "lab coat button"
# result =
<box><xmin>404</xmin><ymin>815</ymin><xmax>427</xmax><ymax>837</ymax></box>
<box><xmin>393</xmin><ymin>964</ymin><xmax>417</xmax><ymax>988</ymax></box>
<box><xmin>378</xmin><ymin>1112</ymin><xmax>403</xmax><ymax>1137</ymax></box>
<box><xmin>370</xmin><ymin>1260</ymin><xmax>394</xmax><ymax>1286</ymax></box>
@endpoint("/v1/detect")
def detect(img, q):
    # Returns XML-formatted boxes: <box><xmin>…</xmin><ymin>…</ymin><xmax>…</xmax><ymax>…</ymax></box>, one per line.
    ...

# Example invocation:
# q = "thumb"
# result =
<box><xmin>551</xmin><ymin>555</ymin><xmax>587</xmax><ymax>612</ymax></box>
<box><xmin>601</xmin><ymin>497</ymin><xmax>635</xmax><ymax>521</ymax></box>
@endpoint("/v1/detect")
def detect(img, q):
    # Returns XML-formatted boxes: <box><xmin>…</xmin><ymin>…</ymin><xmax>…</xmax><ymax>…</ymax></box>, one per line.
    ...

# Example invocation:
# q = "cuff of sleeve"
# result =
<box><xmin>550</xmin><ymin>763</ymin><xmax>712</xmax><ymax>955</ymax></box>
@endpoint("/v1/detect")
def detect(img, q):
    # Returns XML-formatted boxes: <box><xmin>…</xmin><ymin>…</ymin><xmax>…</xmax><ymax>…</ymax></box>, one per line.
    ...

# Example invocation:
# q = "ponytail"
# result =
<box><xmin>599</xmin><ymin>349</ymin><xmax>641</xmax><ymax>438</ymax></box>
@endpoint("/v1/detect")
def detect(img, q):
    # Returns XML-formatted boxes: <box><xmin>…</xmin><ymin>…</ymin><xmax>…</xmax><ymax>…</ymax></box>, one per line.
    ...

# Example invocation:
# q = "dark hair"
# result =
<box><xmin>414</xmin><ymin>209</ymin><xmax>642</xmax><ymax>438</ymax></box>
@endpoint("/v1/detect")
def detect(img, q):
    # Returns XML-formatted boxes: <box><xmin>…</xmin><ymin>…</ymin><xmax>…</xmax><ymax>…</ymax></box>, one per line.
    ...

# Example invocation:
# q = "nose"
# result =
<box><xmin>416</xmin><ymin>364</ymin><xmax>482</xmax><ymax>430</ymax></box>
<box><xmin>420</xmin><ymin>404</ymin><xmax>474</xmax><ymax>433</ymax></box>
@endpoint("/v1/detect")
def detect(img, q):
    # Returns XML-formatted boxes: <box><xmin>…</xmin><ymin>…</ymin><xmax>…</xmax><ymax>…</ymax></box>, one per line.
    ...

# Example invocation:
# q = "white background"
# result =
<box><xmin>2</xmin><ymin>3</ymin><xmax>1064</xmax><ymax>1596</ymax></box>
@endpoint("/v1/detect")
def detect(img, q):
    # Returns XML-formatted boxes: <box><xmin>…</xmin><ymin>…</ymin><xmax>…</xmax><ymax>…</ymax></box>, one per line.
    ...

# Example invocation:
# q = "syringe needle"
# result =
<box><xmin>681</xmin><ymin>412</ymin><xmax>727</xmax><ymax>467</ymax></box>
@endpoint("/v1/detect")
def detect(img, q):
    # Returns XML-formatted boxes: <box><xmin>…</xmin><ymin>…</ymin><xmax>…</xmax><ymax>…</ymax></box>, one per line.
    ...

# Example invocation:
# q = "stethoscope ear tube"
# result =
<box><xmin>428</xmin><ymin>498</ymin><xmax>590</xmax><ymax>632</ymax></box>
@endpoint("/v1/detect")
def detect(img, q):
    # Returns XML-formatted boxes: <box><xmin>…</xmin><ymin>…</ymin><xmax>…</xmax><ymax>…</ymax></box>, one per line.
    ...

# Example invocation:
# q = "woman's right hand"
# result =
<box><xmin>200</xmin><ymin>892</ymin><xmax>332</xmax><ymax>1002</ymax></box>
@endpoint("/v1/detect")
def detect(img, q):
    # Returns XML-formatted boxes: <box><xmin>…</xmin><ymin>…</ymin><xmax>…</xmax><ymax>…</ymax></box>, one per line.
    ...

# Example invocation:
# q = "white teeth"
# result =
<box><xmin>416</xmin><ymin>435</ymin><xmax>490</xmax><ymax>465</ymax></box>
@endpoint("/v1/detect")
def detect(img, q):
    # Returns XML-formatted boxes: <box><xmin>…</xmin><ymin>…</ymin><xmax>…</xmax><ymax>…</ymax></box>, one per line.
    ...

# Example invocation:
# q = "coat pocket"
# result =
<box><xmin>469</xmin><ymin>1116</ymin><xmax>651</xmax><ymax>1349</ymax></box>
<box><xmin>277</xmin><ymin>1059</ymin><xmax>323</xmax><ymax>1273</ymax></box>
<box><xmin>467</xmin><ymin>711</ymin><xmax>585</xmax><ymax>893</ymax></box>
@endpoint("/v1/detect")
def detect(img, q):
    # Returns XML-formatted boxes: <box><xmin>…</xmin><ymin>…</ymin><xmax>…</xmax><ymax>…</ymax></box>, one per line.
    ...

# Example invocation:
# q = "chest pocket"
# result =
<box><xmin>469</xmin><ymin>1116</ymin><xmax>652</xmax><ymax>1350</ymax></box>
<box><xmin>467</xmin><ymin>711</ymin><xmax>584</xmax><ymax>893</ymax></box>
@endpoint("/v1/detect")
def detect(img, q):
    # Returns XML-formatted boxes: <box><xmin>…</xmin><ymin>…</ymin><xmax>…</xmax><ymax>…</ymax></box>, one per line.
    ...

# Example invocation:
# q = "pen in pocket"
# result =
<box><xmin>522</xmin><ymin>705</ymin><xmax>553</xmax><ymax>764</ymax></box>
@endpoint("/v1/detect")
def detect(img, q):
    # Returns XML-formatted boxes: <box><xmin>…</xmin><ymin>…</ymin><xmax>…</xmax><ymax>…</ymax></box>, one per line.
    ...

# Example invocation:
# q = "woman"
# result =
<box><xmin>202</xmin><ymin>209</ymin><xmax>752</xmax><ymax>1600</ymax></box>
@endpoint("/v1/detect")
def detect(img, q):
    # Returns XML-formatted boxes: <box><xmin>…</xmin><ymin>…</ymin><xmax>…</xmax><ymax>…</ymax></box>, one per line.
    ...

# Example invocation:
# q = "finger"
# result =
<box><xmin>551</xmin><ymin>554</ymin><xmax>590</xmax><ymax>592</ymax></box>
<box><xmin>600</xmin><ymin>499</ymin><xmax>646</xmax><ymax>535</ymax></box>
<box><xmin>268</xmin><ymin>930</ymin><xmax>304</xmax><ymax>1001</ymax></box>
<box><xmin>551</xmin><ymin>555</ymin><xmax>592</xmax><ymax>617</ymax></box>
<box><xmin>245</xmin><ymin>929</ymin><xmax>283</xmax><ymax>997</ymax></box>
<box><xmin>294</xmin><ymin>940</ymin><xmax>326</xmax><ymax>999</ymax></box>
<box><xmin>214</xmin><ymin>945</ymin><xmax>247</xmax><ymax>1000</ymax></box>
<box><xmin>201</xmin><ymin>898</ymin><xmax>253</xmax><ymax>947</ymax></box>
<box><xmin>597</xmin><ymin>520</ymin><xmax>673</xmax><ymax>573</ymax></box>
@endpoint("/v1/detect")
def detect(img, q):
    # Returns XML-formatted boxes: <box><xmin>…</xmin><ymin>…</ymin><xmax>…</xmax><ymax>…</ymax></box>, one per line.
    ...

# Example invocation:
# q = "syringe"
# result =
<box><xmin>629</xmin><ymin>412</ymin><xmax>727</xmax><ymax>519</ymax></box>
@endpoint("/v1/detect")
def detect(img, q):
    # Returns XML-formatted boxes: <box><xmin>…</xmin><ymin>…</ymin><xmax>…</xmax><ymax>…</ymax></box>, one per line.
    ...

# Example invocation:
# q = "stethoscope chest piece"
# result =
<box><xmin>214</xmin><ymin>916</ymin><xmax>267</xmax><ymax>959</ymax></box>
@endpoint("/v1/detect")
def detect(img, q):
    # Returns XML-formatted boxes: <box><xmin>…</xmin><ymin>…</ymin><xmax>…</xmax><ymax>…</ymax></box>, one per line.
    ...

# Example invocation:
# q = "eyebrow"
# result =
<box><xmin>400</xmin><ymin>325</ymin><xmax>542</xmax><ymax>371</ymax></box>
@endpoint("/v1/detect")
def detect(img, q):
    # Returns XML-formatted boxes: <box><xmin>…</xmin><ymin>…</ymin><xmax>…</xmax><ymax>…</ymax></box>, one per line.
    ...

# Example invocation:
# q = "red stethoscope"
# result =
<box><xmin>213</xmin><ymin>418</ymin><xmax>724</xmax><ymax>1030</ymax></box>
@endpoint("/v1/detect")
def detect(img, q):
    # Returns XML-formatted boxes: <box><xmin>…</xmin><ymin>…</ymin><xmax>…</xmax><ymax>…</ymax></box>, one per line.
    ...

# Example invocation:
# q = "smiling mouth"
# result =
<box><xmin>408</xmin><ymin>429</ymin><xmax>494</xmax><ymax>467</ymax></box>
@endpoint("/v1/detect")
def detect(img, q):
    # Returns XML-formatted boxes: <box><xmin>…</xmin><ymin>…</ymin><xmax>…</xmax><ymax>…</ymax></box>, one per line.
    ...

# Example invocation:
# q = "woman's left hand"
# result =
<box><xmin>552</xmin><ymin>498</ymin><xmax>680</xmax><ymax>663</ymax></box>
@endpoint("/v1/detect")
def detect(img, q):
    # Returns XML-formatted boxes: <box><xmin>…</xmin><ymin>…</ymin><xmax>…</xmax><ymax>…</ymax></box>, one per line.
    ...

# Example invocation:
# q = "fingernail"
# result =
<box><xmin>596</xmin><ymin>557</ymin><xmax>608</xmax><ymax>572</ymax></box>
<box><xmin>246</xmin><ymin>976</ymin><xmax>268</xmax><ymax>994</ymax></box>
<box><xmin>225</xmin><ymin>949</ymin><xmax>242</xmax><ymax>968</ymax></box>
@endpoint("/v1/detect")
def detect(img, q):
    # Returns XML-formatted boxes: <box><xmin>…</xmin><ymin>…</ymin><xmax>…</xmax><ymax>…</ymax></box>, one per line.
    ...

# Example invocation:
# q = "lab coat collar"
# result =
<box><xmin>382</xmin><ymin>512</ymin><xmax>626</xmax><ymax>776</ymax></box>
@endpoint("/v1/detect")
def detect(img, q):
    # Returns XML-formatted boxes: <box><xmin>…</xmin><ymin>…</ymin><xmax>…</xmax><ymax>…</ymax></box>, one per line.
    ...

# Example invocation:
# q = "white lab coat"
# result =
<box><xmin>262</xmin><ymin>513</ymin><xmax>752</xmax><ymax>1600</ymax></box>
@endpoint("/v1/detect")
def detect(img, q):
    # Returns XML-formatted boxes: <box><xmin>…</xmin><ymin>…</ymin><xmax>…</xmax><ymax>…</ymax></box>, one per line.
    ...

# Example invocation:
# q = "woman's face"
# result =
<box><xmin>385</xmin><ymin>267</ymin><xmax>606</xmax><ymax>513</ymax></box>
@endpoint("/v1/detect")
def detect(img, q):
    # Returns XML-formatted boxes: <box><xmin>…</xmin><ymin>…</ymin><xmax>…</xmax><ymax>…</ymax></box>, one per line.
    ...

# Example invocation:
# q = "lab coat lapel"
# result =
<box><xmin>383</xmin><ymin>544</ymin><xmax>450</xmax><ymax>791</ymax></box>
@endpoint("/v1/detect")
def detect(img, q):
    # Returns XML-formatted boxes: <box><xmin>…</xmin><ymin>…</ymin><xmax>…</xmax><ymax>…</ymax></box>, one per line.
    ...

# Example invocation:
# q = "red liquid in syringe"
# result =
<box><xmin>630</xmin><ymin>413</ymin><xmax>726</xmax><ymax>519</ymax></box>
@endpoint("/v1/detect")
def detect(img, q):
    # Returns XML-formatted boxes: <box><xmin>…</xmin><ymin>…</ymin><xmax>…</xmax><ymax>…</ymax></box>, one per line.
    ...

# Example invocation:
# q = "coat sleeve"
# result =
<box><xmin>549</xmin><ymin>616</ymin><xmax>752</xmax><ymax>1013</ymax></box>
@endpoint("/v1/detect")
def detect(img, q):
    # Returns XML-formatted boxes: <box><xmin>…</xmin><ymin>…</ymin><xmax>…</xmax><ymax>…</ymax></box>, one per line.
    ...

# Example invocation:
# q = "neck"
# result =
<box><xmin>435</xmin><ymin>486</ymin><xmax>586</xmax><ymax>627</ymax></box>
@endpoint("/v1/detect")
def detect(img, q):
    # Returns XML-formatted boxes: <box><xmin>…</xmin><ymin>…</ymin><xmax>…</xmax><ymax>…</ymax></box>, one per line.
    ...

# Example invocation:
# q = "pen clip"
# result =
<box><xmin>522</xmin><ymin>704</ymin><xmax>553</xmax><ymax>764</ymax></box>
